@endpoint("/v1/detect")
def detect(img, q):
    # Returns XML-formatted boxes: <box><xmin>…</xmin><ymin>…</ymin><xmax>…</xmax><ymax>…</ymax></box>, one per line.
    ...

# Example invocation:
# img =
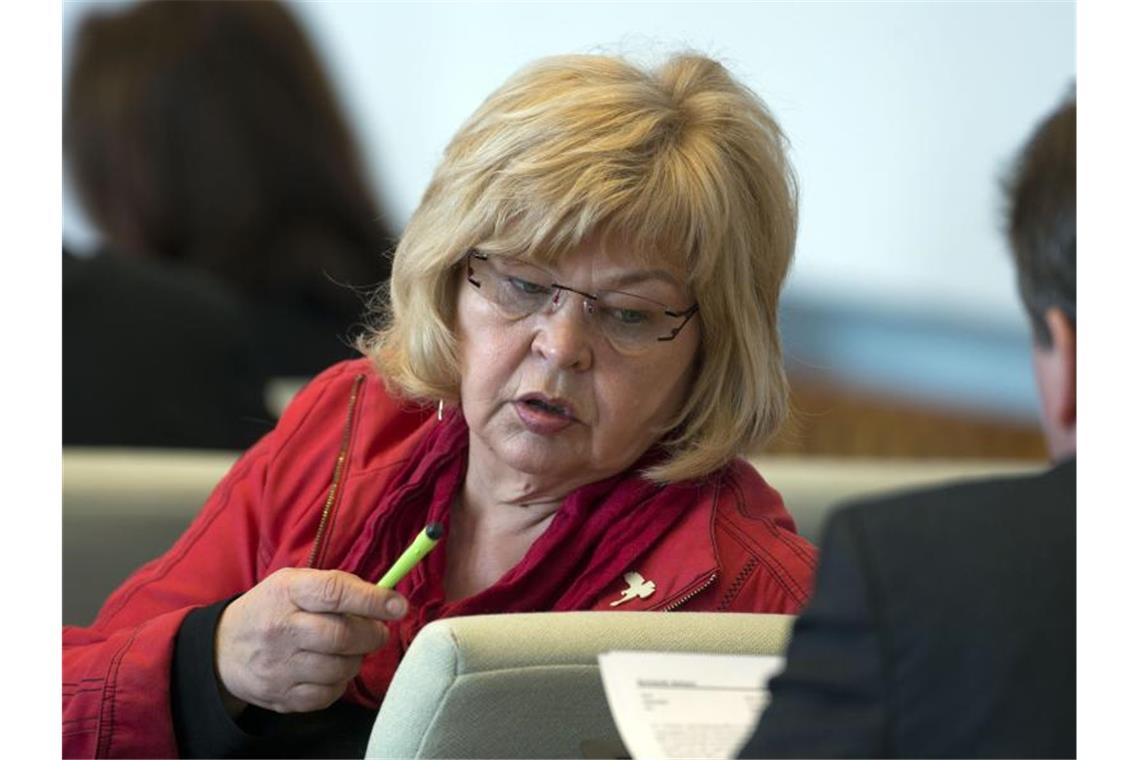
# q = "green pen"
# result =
<box><xmin>376</xmin><ymin>522</ymin><xmax>445</xmax><ymax>589</ymax></box>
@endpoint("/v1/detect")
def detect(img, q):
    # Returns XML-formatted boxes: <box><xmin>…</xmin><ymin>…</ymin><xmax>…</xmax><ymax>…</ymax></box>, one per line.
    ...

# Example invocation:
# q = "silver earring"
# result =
<box><xmin>437</xmin><ymin>400</ymin><xmax>444</xmax><ymax>421</ymax></box>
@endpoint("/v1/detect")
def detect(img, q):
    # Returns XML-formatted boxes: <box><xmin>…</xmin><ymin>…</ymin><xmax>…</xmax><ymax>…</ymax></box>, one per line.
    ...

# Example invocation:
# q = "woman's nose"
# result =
<box><xmin>531</xmin><ymin>291</ymin><xmax>594</xmax><ymax>371</ymax></box>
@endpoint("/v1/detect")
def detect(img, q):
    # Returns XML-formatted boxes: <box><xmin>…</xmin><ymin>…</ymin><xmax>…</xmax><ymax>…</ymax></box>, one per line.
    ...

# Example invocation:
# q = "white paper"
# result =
<box><xmin>597</xmin><ymin>650</ymin><xmax>785</xmax><ymax>760</ymax></box>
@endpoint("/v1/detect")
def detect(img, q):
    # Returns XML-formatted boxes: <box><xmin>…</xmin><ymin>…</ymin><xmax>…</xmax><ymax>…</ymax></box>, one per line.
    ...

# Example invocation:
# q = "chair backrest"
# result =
<box><xmin>365</xmin><ymin>611</ymin><xmax>795</xmax><ymax>759</ymax></box>
<box><xmin>61</xmin><ymin>447</ymin><xmax>239</xmax><ymax>625</ymax></box>
<box><xmin>61</xmin><ymin>448</ymin><xmax>1038</xmax><ymax>625</ymax></box>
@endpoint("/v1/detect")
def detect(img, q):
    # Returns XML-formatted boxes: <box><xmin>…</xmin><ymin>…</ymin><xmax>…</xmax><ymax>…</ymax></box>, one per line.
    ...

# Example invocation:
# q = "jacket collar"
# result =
<box><xmin>590</xmin><ymin>480</ymin><xmax>720</xmax><ymax>611</ymax></box>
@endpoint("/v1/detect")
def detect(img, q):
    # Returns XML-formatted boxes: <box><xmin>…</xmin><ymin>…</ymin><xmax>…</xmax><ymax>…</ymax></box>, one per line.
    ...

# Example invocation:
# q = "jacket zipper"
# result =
<box><xmin>662</xmin><ymin>572</ymin><xmax>717</xmax><ymax>611</ymax></box>
<box><xmin>306</xmin><ymin>373</ymin><xmax>366</xmax><ymax>569</ymax></box>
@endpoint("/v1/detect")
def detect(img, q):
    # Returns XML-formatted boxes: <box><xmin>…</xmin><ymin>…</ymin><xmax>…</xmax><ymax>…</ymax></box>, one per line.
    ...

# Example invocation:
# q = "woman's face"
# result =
<box><xmin>455</xmin><ymin>238</ymin><xmax>701</xmax><ymax>499</ymax></box>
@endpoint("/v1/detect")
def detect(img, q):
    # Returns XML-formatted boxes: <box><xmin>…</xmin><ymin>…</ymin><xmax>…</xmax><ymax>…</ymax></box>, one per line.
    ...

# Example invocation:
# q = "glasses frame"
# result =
<box><xmin>464</xmin><ymin>250</ymin><xmax>699</xmax><ymax>345</ymax></box>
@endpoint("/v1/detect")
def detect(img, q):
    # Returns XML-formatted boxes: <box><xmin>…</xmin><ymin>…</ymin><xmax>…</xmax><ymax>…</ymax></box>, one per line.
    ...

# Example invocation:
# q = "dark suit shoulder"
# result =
<box><xmin>836</xmin><ymin>459</ymin><xmax>1074</xmax><ymax>564</ymax></box>
<box><xmin>830</xmin><ymin>459</ymin><xmax>1075</xmax><ymax>626</ymax></box>
<box><xmin>820</xmin><ymin>459</ymin><xmax>1076</xmax><ymax>757</ymax></box>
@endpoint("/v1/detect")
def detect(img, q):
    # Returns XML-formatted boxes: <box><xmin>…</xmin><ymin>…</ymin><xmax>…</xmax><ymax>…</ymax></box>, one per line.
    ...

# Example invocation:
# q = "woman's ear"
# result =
<box><xmin>1032</xmin><ymin>307</ymin><xmax>1076</xmax><ymax>459</ymax></box>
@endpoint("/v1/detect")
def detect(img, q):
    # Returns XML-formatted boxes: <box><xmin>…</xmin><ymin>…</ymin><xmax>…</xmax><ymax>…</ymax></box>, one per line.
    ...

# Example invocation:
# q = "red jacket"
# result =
<box><xmin>63</xmin><ymin>359</ymin><xmax>816</xmax><ymax>757</ymax></box>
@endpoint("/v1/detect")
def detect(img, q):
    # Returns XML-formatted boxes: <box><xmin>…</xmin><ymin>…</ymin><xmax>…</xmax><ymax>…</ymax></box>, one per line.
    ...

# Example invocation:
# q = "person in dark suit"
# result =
<box><xmin>740</xmin><ymin>93</ymin><xmax>1076</xmax><ymax>758</ymax></box>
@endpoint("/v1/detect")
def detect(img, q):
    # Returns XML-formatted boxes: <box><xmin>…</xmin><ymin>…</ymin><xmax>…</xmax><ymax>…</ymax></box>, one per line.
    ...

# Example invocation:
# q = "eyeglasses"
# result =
<box><xmin>465</xmin><ymin>250</ymin><xmax>699</xmax><ymax>354</ymax></box>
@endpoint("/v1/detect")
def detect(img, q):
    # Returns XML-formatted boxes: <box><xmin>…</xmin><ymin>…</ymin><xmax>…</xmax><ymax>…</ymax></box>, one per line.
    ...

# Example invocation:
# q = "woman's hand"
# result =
<box><xmin>215</xmin><ymin>568</ymin><xmax>408</xmax><ymax>715</ymax></box>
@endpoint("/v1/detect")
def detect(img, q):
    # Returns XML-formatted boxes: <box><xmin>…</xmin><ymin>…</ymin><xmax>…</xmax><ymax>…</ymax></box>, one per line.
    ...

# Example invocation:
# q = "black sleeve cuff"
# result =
<box><xmin>170</xmin><ymin>597</ymin><xmax>379</xmax><ymax>758</ymax></box>
<box><xmin>171</xmin><ymin>596</ymin><xmax>255</xmax><ymax>758</ymax></box>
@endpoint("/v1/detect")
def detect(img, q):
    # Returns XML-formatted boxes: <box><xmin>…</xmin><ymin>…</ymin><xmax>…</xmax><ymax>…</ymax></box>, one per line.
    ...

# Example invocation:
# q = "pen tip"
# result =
<box><xmin>425</xmin><ymin>522</ymin><xmax>445</xmax><ymax>540</ymax></box>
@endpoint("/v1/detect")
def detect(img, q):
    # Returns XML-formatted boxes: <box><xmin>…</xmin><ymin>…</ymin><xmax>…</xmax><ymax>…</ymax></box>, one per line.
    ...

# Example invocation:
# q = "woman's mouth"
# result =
<box><xmin>524</xmin><ymin>397</ymin><xmax>569</xmax><ymax>416</ymax></box>
<box><xmin>514</xmin><ymin>394</ymin><xmax>578</xmax><ymax>434</ymax></box>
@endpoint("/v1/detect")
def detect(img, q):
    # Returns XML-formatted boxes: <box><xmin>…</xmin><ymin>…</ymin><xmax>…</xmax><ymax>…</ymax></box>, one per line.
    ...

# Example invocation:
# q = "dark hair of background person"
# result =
<box><xmin>1003</xmin><ymin>91</ymin><xmax>1076</xmax><ymax>347</ymax></box>
<box><xmin>64</xmin><ymin>0</ymin><xmax>395</xmax><ymax>375</ymax></box>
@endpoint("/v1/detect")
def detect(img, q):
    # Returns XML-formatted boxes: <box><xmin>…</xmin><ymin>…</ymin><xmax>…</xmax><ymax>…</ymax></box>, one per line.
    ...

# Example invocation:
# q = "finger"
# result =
<box><xmin>289</xmin><ymin>569</ymin><xmax>408</xmax><ymax>619</ymax></box>
<box><xmin>285</xmin><ymin>650</ymin><xmax>363</xmax><ymax>686</ymax></box>
<box><xmin>288</xmin><ymin>611</ymin><xmax>388</xmax><ymax>655</ymax></box>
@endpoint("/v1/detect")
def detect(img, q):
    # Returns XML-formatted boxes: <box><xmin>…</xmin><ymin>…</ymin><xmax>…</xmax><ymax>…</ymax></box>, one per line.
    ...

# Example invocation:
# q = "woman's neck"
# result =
<box><xmin>443</xmin><ymin>488</ymin><xmax>560</xmax><ymax>602</ymax></box>
<box><xmin>442</xmin><ymin>440</ymin><xmax>567</xmax><ymax>601</ymax></box>
<box><xmin>461</xmin><ymin>426</ymin><xmax>600</xmax><ymax>511</ymax></box>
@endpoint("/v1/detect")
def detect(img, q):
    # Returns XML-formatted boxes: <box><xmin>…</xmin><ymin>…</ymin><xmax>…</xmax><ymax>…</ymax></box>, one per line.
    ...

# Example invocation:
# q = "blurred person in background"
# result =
<box><xmin>63</xmin><ymin>0</ymin><xmax>394</xmax><ymax>449</ymax></box>
<box><xmin>63</xmin><ymin>52</ymin><xmax>817</xmax><ymax>757</ymax></box>
<box><xmin>739</xmin><ymin>92</ymin><xmax>1075</xmax><ymax>759</ymax></box>
<box><xmin>63</xmin><ymin>244</ymin><xmax>272</xmax><ymax>449</ymax></box>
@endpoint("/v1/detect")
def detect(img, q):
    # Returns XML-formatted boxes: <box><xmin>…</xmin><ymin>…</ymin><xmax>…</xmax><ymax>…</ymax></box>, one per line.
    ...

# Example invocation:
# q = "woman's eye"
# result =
<box><xmin>609</xmin><ymin>308</ymin><xmax>650</xmax><ymax>325</ymax></box>
<box><xmin>507</xmin><ymin>277</ymin><xmax>549</xmax><ymax>296</ymax></box>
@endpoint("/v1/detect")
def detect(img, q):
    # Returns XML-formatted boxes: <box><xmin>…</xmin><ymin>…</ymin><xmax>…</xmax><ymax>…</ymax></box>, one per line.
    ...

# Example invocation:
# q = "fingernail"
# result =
<box><xmin>386</xmin><ymin>597</ymin><xmax>407</xmax><ymax>617</ymax></box>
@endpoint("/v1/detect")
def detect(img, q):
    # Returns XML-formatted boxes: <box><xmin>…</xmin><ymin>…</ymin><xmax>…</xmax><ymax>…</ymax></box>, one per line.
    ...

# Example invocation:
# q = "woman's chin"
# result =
<box><xmin>495</xmin><ymin>442</ymin><xmax>577</xmax><ymax>479</ymax></box>
<box><xmin>470</xmin><ymin>411</ymin><xmax>603</xmax><ymax>486</ymax></box>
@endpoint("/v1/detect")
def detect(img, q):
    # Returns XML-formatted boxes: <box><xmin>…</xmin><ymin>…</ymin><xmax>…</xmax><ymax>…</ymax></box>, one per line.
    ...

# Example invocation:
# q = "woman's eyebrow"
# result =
<box><xmin>603</xmin><ymin>268</ymin><xmax>686</xmax><ymax>292</ymax></box>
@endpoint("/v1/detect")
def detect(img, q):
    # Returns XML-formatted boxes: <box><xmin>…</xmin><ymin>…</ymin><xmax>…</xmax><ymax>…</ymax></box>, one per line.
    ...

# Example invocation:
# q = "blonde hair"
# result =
<box><xmin>361</xmin><ymin>52</ymin><xmax>797</xmax><ymax>482</ymax></box>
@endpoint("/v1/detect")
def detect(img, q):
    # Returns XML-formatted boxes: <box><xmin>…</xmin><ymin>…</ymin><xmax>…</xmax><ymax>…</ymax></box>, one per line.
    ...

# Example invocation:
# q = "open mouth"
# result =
<box><xmin>520</xmin><ymin>396</ymin><xmax>573</xmax><ymax>419</ymax></box>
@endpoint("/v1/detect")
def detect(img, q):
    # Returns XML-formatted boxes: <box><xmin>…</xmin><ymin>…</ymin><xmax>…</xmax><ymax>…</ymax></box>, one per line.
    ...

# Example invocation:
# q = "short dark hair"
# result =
<box><xmin>1003</xmin><ymin>93</ymin><xmax>1076</xmax><ymax>346</ymax></box>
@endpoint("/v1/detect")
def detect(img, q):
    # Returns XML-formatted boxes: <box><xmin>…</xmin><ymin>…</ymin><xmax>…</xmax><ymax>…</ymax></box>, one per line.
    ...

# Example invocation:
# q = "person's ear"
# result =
<box><xmin>1033</xmin><ymin>307</ymin><xmax>1076</xmax><ymax>456</ymax></box>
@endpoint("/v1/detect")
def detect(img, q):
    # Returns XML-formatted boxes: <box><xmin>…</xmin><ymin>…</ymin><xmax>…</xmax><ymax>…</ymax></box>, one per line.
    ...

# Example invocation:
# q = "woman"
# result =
<box><xmin>63</xmin><ymin>52</ymin><xmax>815</xmax><ymax>758</ymax></box>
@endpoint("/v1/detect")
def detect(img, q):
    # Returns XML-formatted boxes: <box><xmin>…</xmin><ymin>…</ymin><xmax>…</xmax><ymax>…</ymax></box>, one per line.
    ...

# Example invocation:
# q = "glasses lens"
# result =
<box><xmin>594</xmin><ymin>291</ymin><xmax>676</xmax><ymax>352</ymax></box>
<box><xmin>469</xmin><ymin>255</ymin><xmax>554</xmax><ymax>319</ymax></box>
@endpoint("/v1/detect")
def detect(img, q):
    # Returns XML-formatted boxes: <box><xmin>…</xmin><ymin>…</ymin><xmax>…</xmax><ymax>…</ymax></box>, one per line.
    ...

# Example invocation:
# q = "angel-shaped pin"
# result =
<box><xmin>609</xmin><ymin>571</ymin><xmax>656</xmax><ymax>607</ymax></box>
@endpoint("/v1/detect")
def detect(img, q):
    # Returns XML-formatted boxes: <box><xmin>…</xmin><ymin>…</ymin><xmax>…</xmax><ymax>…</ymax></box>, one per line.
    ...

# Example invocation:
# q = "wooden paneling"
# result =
<box><xmin>764</xmin><ymin>378</ymin><xmax>1048</xmax><ymax>460</ymax></box>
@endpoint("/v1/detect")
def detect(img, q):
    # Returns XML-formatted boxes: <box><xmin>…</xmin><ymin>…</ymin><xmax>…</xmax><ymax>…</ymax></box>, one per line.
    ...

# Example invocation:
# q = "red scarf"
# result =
<box><xmin>339</xmin><ymin>408</ymin><xmax>704</xmax><ymax>705</ymax></box>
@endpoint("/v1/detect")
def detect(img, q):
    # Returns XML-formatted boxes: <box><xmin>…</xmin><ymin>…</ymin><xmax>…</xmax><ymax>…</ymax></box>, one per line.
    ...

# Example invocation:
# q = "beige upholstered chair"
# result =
<box><xmin>62</xmin><ymin>448</ymin><xmax>1038</xmax><ymax>625</ymax></box>
<box><xmin>365</xmin><ymin>611</ymin><xmax>795</xmax><ymax>759</ymax></box>
<box><xmin>61</xmin><ymin>447</ymin><xmax>238</xmax><ymax>625</ymax></box>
